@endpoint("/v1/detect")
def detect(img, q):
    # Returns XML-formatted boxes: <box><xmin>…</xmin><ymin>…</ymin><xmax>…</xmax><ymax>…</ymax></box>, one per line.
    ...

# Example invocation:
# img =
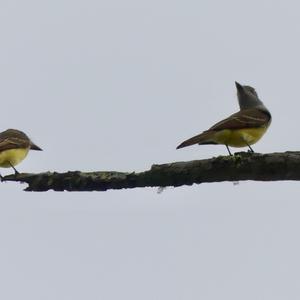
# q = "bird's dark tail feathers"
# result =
<box><xmin>30</xmin><ymin>142</ymin><xmax>43</xmax><ymax>151</ymax></box>
<box><xmin>176</xmin><ymin>131</ymin><xmax>216</xmax><ymax>149</ymax></box>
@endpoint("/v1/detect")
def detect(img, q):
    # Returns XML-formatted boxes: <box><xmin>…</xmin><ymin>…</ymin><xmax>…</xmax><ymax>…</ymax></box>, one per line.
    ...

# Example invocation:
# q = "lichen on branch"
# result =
<box><xmin>2</xmin><ymin>151</ymin><xmax>300</xmax><ymax>192</ymax></box>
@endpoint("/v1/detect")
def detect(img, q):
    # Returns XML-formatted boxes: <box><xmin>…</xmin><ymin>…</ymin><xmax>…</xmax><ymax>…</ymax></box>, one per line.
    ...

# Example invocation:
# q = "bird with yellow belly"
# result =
<box><xmin>0</xmin><ymin>129</ymin><xmax>42</xmax><ymax>174</ymax></box>
<box><xmin>177</xmin><ymin>82</ymin><xmax>271</xmax><ymax>155</ymax></box>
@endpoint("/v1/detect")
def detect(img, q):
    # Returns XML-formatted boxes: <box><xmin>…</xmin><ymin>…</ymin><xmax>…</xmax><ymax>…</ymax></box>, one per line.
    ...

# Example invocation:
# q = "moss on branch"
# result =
<box><xmin>2</xmin><ymin>151</ymin><xmax>300</xmax><ymax>192</ymax></box>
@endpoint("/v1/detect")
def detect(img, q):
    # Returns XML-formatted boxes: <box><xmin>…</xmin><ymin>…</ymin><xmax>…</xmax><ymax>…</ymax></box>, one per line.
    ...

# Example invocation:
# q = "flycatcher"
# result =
<box><xmin>0</xmin><ymin>129</ymin><xmax>42</xmax><ymax>173</ymax></box>
<box><xmin>176</xmin><ymin>82</ymin><xmax>271</xmax><ymax>155</ymax></box>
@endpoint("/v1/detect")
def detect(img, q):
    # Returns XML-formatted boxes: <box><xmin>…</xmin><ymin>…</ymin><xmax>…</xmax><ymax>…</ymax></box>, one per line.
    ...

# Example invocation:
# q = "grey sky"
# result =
<box><xmin>0</xmin><ymin>0</ymin><xmax>299</xmax><ymax>299</ymax></box>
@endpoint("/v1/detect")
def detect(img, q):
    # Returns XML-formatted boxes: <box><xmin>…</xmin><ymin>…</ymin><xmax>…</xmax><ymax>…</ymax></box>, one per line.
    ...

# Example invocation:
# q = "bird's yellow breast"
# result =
<box><xmin>213</xmin><ymin>127</ymin><xmax>269</xmax><ymax>147</ymax></box>
<box><xmin>0</xmin><ymin>148</ymin><xmax>30</xmax><ymax>168</ymax></box>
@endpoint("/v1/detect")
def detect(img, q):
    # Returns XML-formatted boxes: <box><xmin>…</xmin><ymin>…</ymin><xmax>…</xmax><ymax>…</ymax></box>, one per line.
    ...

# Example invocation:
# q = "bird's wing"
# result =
<box><xmin>0</xmin><ymin>137</ymin><xmax>29</xmax><ymax>152</ymax></box>
<box><xmin>208</xmin><ymin>108</ymin><xmax>271</xmax><ymax>131</ymax></box>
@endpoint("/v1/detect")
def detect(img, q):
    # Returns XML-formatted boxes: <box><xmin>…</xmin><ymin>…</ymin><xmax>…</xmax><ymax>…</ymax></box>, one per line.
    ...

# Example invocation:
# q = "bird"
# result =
<box><xmin>0</xmin><ymin>129</ymin><xmax>42</xmax><ymax>174</ymax></box>
<box><xmin>176</xmin><ymin>82</ymin><xmax>271</xmax><ymax>155</ymax></box>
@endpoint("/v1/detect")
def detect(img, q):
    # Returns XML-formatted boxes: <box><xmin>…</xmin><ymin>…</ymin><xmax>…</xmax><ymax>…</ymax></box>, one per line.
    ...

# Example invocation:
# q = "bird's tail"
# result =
<box><xmin>176</xmin><ymin>131</ymin><xmax>217</xmax><ymax>149</ymax></box>
<box><xmin>30</xmin><ymin>142</ymin><xmax>43</xmax><ymax>151</ymax></box>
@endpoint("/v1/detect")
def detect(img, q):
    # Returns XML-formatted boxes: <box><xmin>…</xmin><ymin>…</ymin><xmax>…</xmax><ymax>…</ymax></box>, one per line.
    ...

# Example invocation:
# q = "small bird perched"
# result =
<box><xmin>0</xmin><ymin>129</ymin><xmax>42</xmax><ymax>174</ymax></box>
<box><xmin>176</xmin><ymin>82</ymin><xmax>271</xmax><ymax>155</ymax></box>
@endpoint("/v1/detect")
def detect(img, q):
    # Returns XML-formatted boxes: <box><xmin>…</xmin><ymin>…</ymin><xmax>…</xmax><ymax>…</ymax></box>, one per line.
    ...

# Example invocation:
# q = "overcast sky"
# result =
<box><xmin>0</xmin><ymin>0</ymin><xmax>300</xmax><ymax>299</ymax></box>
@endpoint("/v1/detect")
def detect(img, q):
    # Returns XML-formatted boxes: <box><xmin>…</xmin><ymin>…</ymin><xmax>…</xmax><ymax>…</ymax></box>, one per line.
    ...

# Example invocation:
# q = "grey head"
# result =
<box><xmin>235</xmin><ymin>81</ymin><xmax>265</xmax><ymax>110</ymax></box>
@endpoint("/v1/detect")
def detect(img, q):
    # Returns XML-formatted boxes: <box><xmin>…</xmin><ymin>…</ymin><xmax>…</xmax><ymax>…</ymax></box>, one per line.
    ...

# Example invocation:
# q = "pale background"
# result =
<box><xmin>0</xmin><ymin>0</ymin><xmax>299</xmax><ymax>299</ymax></box>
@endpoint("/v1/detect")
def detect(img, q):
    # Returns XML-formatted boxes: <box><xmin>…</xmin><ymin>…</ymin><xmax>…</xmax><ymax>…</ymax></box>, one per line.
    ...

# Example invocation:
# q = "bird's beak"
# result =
<box><xmin>235</xmin><ymin>81</ymin><xmax>244</xmax><ymax>92</ymax></box>
<box><xmin>30</xmin><ymin>142</ymin><xmax>42</xmax><ymax>151</ymax></box>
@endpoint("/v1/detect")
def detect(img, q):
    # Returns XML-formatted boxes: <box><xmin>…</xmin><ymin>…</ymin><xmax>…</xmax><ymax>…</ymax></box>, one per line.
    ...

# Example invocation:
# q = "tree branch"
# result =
<box><xmin>2</xmin><ymin>151</ymin><xmax>300</xmax><ymax>192</ymax></box>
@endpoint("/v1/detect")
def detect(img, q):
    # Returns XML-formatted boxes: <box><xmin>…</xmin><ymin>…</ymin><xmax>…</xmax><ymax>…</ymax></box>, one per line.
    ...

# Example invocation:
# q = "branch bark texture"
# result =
<box><xmin>2</xmin><ymin>151</ymin><xmax>300</xmax><ymax>192</ymax></box>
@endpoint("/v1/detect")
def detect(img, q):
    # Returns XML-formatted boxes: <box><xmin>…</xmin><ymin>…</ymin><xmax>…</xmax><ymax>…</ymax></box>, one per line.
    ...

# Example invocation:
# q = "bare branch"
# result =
<box><xmin>2</xmin><ymin>151</ymin><xmax>300</xmax><ymax>192</ymax></box>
